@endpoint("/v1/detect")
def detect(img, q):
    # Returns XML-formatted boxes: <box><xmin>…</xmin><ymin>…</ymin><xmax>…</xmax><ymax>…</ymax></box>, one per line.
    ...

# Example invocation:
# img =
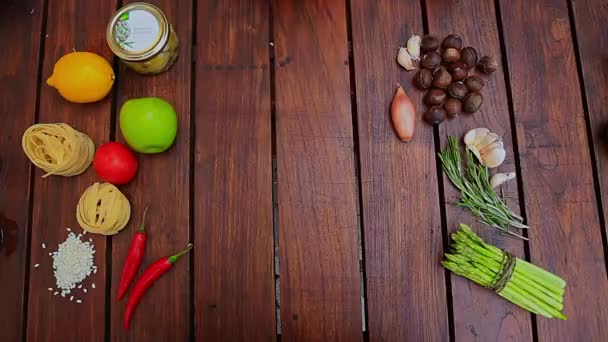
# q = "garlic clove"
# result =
<box><xmin>490</xmin><ymin>172</ymin><xmax>516</xmax><ymax>188</ymax></box>
<box><xmin>481</xmin><ymin>144</ymin><xmax>506</xmax><ymax>168</ymax></box>
<box><xmin>476</xmin><ymin>132</ymin><xmax>501</xmax><ymax>151</ymax></box>
<box><xmin>480</xmin><ymin>140</ymin><xmax>503</xmax><ymax>155</ymax></box>
<box><xmin>464</xmin><ymin>128</ymin><xmax>490</xmax><ymax>146</ymax></box>
<box><xmin>464</xmin><ymin>127</ymin><xmax>506</xmax><ymax>168</ymax></box>
<box><xmin>468</xmin><ymin>146</ymin><xmax>483</xmax><ymax>163</ymax></box>
<box><xmin>397</xmin><ymin>47</ymin><xmax>416</xmax><ymax>71</ymax></box>
<box><xmin>407</xmin><ymin>35</ymin><xmax>421</xmax><ymax>60</ymax></box>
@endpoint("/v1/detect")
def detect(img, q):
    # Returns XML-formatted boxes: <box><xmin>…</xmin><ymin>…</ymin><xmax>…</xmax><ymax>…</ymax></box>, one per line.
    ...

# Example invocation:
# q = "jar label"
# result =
<box><xmin>113</xmin><ymin>9</ymin><xmax>160</xmax><ymax>52</ymax></box>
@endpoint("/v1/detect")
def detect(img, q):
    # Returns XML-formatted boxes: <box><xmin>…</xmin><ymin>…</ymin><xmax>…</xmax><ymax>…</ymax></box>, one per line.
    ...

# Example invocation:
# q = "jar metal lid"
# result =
<box><xmin>107</xmin><ymin>2</ymin><xmax>169</xmax><ymax>62</ymax></box>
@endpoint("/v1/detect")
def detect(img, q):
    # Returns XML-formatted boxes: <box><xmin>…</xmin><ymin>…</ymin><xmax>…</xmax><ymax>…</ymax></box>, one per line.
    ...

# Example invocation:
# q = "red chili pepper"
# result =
<box><xmin>117</xmin><ymin>207</ymin><xmax>149</xmax><ymax>301</ymax></box>
<box><xmin>123</xmin><ymin>243</ymin><xmax>193</xmax><ymax>330</ymax></box>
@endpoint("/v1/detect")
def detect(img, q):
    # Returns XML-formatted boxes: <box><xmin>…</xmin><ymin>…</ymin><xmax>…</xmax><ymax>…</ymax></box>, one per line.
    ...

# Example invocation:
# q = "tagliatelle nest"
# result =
<box><xmin>76</xmin><ymin>182</ymin><xmax>131</xmax><ymax>235</ymax></box>
<box><xmin>22</xmin><ymin>123</ymin><xmax>95</xmax><ymax>177</ymax></box>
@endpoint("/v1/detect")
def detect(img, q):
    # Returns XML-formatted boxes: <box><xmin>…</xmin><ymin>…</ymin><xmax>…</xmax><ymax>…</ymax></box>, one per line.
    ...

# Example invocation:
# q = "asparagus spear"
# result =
<box><xmin>458</xmin><ymin>225</ymin><xmax>566</xmax><ymax>287</ymax></box>
<box><xmin>443</xmin><ymin>225</ymin><xmax>567</xmax><ymax>320</ymax></box>
<box><xmin>454</xmin><ymin>226</ymin><xmax>566</xmax><ymax>289</ymax></box>
<box><xmin>445</xmin><ymin>256</ymin><xmax>565</xmax><ymax>319</ymax></box>
<box><xmin>454</xmin><ymin>243</ymin><xmax>565</xmax><ymax>299</ymax></box>
<box><xmin>465</xmin><ymin>254</ymin><xmax>564</xmax><ymax>311</ymax></box>
<box><xmin>443</xmin><ymin>259</ymin><xmax>550</xmax><ymax>317</ymax></box>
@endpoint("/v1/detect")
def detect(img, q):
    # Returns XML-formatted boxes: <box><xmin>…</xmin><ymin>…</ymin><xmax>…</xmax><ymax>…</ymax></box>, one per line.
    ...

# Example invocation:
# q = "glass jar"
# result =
<box><xmin>107</xmin><ymin>2</ymin><xmax>179</xmax><ymax>75</ymax></box>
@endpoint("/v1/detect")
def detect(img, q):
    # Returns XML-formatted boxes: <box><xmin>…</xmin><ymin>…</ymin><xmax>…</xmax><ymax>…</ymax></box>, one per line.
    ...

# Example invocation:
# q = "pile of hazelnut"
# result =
<box><xmin>413</xmin><ymin>34</ymin><xmax>497</xmax><ymax>125</ymax></box>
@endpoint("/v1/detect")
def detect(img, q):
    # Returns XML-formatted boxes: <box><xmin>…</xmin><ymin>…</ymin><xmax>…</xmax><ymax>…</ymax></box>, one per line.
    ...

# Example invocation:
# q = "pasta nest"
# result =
<box><xmin>77</xmin><ymin>182</ymin><xmax>131</xmax><ymax>235</ymax></box>
<box><xmin>22</xmin><ymin>123</ymin><xmax>94</xmax><ymax>177</ymax></box>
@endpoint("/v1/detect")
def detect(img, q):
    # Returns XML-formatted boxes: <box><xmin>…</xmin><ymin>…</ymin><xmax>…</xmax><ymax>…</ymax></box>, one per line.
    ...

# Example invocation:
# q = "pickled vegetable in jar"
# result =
<box><xmin>107</xmin><ymin>2</ymin><xmax>179</xmax><ymax>75</ymax></box>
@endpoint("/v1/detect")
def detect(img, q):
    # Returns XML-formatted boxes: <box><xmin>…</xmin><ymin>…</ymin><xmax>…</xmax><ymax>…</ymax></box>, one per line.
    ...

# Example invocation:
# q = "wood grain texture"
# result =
<box><xmin>194</xmin><ymin>0</ymin><xmax>275</xmax><ymax>340</ymax></box>
<box><xmin>425</xmin><ymin>0</ymin><xmax>534</xmax><ymax>340</ymax></box>
<box><xmin>25</xmin><ymin>0</ymin><xmax>116</xmax><ymax>341</ymax></box>
<box><xmin>110</xmin><ymin>1</ymin><xmax>192</xmax><ymax>341</ymax></box>
<box><xmin>349</xmin><ymin>0</ymin><xmax>448</xmax><ymax>340</ymax></box>
<box><xmin>571</xmin><ymin>0</ymin><xmax>608</xmax><ymax>263</ymax></box>
<box><xmin>0</xmin><ymin>1</ymin><xmax>43</xmax><ymax>341</ymax></box>
<box><xmin>498</xmin><ymin>0</ymin><xmax>608</xmax><ymax>340</ymax></box>
<box><xmin>273</xmin><ymin>0</ymin><xmax>362</xmax><ymax>340</ymax></box>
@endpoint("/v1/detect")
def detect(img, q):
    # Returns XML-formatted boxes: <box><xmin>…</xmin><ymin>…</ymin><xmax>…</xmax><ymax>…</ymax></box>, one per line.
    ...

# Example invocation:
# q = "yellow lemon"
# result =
<box><xmin>47</xmin><ymin>52</ymin><xmax>115</xmax><ymax>103</ymax></box>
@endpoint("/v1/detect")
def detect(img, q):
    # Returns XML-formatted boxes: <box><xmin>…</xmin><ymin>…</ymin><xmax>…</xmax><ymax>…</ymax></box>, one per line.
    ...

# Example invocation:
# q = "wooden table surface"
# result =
<box><xmin>1</xmin><ymin>0</ymin><xmax>608</xmax><ymax>341</ymax></box>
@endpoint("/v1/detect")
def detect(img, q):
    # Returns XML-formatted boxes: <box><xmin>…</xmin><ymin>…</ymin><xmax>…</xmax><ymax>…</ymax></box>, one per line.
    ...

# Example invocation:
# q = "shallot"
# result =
<box><xmin>391</xmin><ymin>85</ymin><xmax>416</xmax><ymax>142</ymax></box>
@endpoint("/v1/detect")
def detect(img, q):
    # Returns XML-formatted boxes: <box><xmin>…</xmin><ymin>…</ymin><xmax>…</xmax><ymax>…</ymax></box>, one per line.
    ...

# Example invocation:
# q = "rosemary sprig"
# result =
<box><xmin>438</xmin><ymin>136</ymin><xmax>528</xmax><ymax>239</ymax></box>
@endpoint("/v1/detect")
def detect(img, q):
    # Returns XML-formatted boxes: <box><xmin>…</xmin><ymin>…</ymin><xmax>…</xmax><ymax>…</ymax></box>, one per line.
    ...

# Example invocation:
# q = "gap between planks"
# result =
<box><xmin>344</xmin><ymin>0</ymin><xmax>369</xmax><ymax>335</ymax></box>
<box><xmin>268</xmin><ymin>0</ymin><xmax>281</xmax><ymax>337</ymax></box>
<box><xmin>189</xmin><ymin>0</ymin><xmax>198</xmax><ymax>340</ymax></box>
<box><xmin>564</xmin><ymin>0</ymin><xmax>608</xmax><ymax>278</ymax></box>
<box><xmin>418</xmin><ymin>0</ymin><xmax>456</xmax><ymax>339</ymax></box>
<box><xmin>104</xmin><ymin>2</ymin><xmax>123</xmax><ymax>341</ymax></box>
<box><xmin>22</xmin><ymin>0</ymin><xmax>50</xmax><ymax>341</ymax></box>
<box><xmin>493</xmin><ymin>0</ymin><xmax>540</xmax><ymax>339</ymax></box>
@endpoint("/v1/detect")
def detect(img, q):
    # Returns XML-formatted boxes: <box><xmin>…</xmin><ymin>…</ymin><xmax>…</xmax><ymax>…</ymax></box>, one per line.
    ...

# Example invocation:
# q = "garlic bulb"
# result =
<box><xmin>463</xmin><ymin>128</ymin><xmax>506</xmax><ymax>168</ymax></box>
<box><xmin>397</xmin><ymin>47</ymin><xmax>415</xmax><ymax>71</ymax></box>
<box><xmin>490</xmin><ymin>172</ymin><xmax>516</xmax><ymax>188</ymax></box>
<box><xmin>407</xmin><ymin>35</ymin><xmax>421</xmax><ymax>60</ymax></box>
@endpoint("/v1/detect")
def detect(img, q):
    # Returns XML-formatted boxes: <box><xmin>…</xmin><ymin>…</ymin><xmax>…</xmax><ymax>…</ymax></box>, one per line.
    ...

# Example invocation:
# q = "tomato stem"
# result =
<box><xmin>168</xmin><ymin>243</ymin><xmax>193</xmax><ymax>263</ymax></box>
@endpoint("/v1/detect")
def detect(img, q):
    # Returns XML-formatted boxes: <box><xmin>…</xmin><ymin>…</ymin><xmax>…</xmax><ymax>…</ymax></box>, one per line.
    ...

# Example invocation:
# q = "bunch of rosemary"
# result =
<box><xmin>438</xmin><ymin>136</ymin><xmax>528</xmax><ymax>239</ymax></box>
<box><xmin>443</xmin><ymin>225</ymin><xmax>566</xmax><ymax>319</ymax></box>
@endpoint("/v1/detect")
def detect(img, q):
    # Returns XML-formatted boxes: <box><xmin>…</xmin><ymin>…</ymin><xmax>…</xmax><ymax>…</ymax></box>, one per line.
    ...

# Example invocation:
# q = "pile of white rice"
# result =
<box><xmin>51</xmin><ymin>232</ymin><xmax>95</xmax><ymax>296</ymax></box>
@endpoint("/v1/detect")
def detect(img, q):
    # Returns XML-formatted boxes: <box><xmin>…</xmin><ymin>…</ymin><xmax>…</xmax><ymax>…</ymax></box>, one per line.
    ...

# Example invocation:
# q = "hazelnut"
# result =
<box><xmin>448</xmin><ymin>82</ymin><xmax>468</xmax><ymax>99</ymax></box>
<box><xmin>464</xmin><ymin>76</ymin><xmax>484</xmax><ymax>92</ymax></box>
<box><xmin>442</xmin><ymin>48</ymin><xmax>461</xmax><ymax>63</ymax></box>
<box><xmin>421</xmin><ymin>34</ymin><xmax>440</xmax><ymax>52</ymax></box>
<box><xmin>432</xmin><ymin>67</ymin><xmax>452</xmax><ymax>89</ymax></box>
<box><xmin>477</xmin><ymin>56</ymin><xmax>498</xmax><ymax>74</ymax></box>
<box><xmin>420</xmin><ymin>51</ymin><xmax>441</xmax><ymax>69</ymax></box>
<box><xmin>448</xmin><ymin>61</ymin><xmax>468</xmax><ymax>81</ymax></box>
<box><xmin>424</xmin><ymin>88</ymin><xmax>447</xmax><ymax>106</ymax></box>
<box><xmin>460</xmin><ymin>47</ymin><xmax>478</xmax><ymax>69</ymax></box>
<box><xmin>413</xmin><ymin>69</ymin><xmax>433</xmax><ymax>90</ymax></box>
<box><xmin>463</xmin><ymin>92</ymin><xmax>484</xmax><ymax>113</ymax></box>
<box><xmin>424</xmin><ymin>106</ymin><xmax>446</xmax><ymax>125</ymax></box>
<box><xmin>444</xmin><ymin>98</ymin><xmax>462</xmax><ymax>117</ymax></box>
<box><xmin>442</xmin><ymin>34</ymin><xmax>462</xmax><ymax>50</ymax></box>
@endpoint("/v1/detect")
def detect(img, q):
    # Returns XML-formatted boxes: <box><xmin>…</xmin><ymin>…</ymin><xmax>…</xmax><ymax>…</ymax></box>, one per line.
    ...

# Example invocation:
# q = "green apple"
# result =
<box><xmin>119</xmin><ymin>97</ymin><xmax>178</xmax><ymax>154</ymax></box>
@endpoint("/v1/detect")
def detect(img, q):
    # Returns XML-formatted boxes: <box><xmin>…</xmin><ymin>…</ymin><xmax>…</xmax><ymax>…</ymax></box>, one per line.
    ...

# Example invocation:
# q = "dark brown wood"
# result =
<box><xmin>571</xmin><ymin>0</ymin><xmax>608</xmax><ymax>262</ymax></box>
<box><xmin>349</xmin><ymin>0</ymin><xmax>448</xmax><ymax>340</ymax></box>
<box><xmin>193</xmin><ymin>0</ymin><xmax>275</xmax><ymax>340</ymax></box>
<box><xmin>110</xmin><ymin>1</ymin><xmax>192</xmax><ymax>340</ymax></box>
<box><xmin>498</xmin><ymin>0</ymin><xmax>608</xmax><ymax>340</ymax></box>
<box><xmin>0</xmin><ymin>1</ymin><xmax>44</xmax><ymax>341</ymax></box>
<box><xmin>3</xmin><ymin>0</ymin><xmax>608</xmax><ymax>339</ymax></box>
<box><xmin>425</xmin><ymin>0</ymin><xmax>534</xmax><ymax>340</ymax></box>
<box><xmin>25</xmin><ymin>0</ymin><xmax>116</xmax><ymax>341</ymax></box>
<box><xmin>273</xmin><ymin>0</ymin><xmax>362</xmax><ymax>340</ymax></box>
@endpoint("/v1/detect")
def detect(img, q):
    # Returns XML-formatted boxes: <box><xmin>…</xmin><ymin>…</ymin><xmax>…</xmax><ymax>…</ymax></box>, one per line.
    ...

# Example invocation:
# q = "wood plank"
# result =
<box><xmin>0</xmin><ymin>1</ymin><xmax>44</xmax><ymax>341</ymax></box>
<box><xmin>498</xmin><ymin>0</ymin><xmax>608</xmax><ymax>340</ymax></box>
<box><xmin>109</xmin><ymin>1</ymin><xmax>192</xmax><ymax>341</ymax></box>
<box><xmin>193</xmin><ymin>0</ymin><xmax>275</xmax><ymax>340</ymax></box>
<box><xmin>273</xmin><ymin>0</ymin><xmax>362</xmax><ymax>340</ymax></box>
<box><xmin>425</xmin><ymin>0</ymin><xmax>534</xmax><ymax>340</ymax></box>
<box><xmin>571</xmin><ymin>0</ymin><xmax>608</xmax><ymax>263</ymax></box>
<box><xmin>25</xmin><ymin>0</ymin><xmax>116</xmax><ymax>341</ymax></box>
<box><xmin>349</xmin><ymin>0</ymin><xmax>448</xmax><ymax>340</ymax></box>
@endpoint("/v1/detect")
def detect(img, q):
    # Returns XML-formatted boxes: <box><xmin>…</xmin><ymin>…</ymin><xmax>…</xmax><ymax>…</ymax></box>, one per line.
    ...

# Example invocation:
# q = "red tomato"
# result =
<box><xmin>93</xmin><ymin>142</ymin><xmax>138</xmax><ymax>185</ymax></box>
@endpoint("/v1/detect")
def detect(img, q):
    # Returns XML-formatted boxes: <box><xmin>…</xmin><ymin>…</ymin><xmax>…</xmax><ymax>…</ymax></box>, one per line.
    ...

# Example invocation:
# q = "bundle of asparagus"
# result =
<box><xmin>443</xmin><ymin>224</ymin><xmax>567</xmax><ymax>319</ymax></box>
